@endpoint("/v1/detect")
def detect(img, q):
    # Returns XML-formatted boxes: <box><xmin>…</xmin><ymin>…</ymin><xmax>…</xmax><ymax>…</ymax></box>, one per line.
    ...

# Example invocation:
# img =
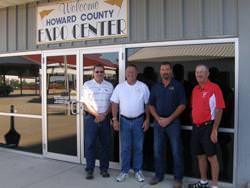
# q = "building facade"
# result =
<box><xmin>0</xmin><ymin>0</ymin><xmax>249</xmax><ymax>187</ymax></box>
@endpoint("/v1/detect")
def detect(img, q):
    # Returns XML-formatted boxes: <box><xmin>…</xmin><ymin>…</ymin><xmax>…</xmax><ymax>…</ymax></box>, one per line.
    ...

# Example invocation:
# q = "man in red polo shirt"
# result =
<box><xmin>189</xmin><ymin>64</ymin><xmax>225</xmax><ymax>188</ymax></box>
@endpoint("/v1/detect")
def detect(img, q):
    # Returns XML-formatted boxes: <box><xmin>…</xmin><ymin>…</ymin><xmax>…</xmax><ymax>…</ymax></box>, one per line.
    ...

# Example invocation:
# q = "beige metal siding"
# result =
<box><xmin>0</xmin><ymin>0</ymin><xmax>238</xmax><ymax>53</ymax></box>
<box><xmin>183</xmin><ymin>0</ymin><xmax>203</xmax><ymax>37</ymax></box>
<box><xmin>0</xmin><ymin>8</ymin><xmax>7</xmax><ymax>52</ymax></box>
<box><xmin>130</xmin><ymin>0</ymin><xmax>148</xmax><ymax>42</ymax></box>
<box><xmin>17</xmin><ymin>4</ymin><xmax>27</xmax><ymax>51</ymax></box>
<box><xmin>165</xmin><ymin>0</ymin><xmax>183</xmax><ymax>39</ymax></box>
<box><xmin>8</xmin><ymin>6</ymin><xmax>17</xmax><ymax>51</ymax></box>
<box><xmin>203</xmin><ymin>0</ymin><xmax>223</xmax><ymax>36</ymax></box>
<box><xmin>27</xmin><ymin>3</ymin><xmax>37</xmax><ymax>50</ymax></box>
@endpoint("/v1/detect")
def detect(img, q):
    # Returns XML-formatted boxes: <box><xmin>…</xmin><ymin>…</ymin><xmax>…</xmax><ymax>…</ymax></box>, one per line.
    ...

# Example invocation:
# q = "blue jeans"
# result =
<box><xmin>120</xmin><ymin>116</ymin><xmax>144</xmax><ymax>173</ymax></box>
<box><xmin>84</xmin><ymin>114</ymin><xmax>110</xmax><ymax>172</ymax></box>
<box><xmin>153</xmin><ymin>122</ymin><xmax>184</xmax><ymax>181</ymax></box>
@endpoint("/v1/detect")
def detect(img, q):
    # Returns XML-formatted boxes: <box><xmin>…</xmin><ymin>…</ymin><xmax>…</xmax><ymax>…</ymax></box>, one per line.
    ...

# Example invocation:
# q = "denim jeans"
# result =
<box><xmin>84</xmin><ymin>114</ymin><xmax>110</xmax><ymax>172</ymax></box>
<box><xmin>153</xmin><ymin>122</ymin><xmax>184</xmax><ymax>181</ymax></box>
<box><xmin>120</xmin><ymin>116</ymin><xmax>144</xmax><ymax>173</ymax></box>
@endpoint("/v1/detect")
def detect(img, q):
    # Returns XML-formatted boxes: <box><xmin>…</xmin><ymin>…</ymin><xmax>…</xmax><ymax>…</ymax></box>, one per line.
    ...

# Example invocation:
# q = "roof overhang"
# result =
<box><xmin>128</xmin><ymin>43</ymin><xmax>235</xmax><ymax>63</ymax></box>
<box><xmin>0</xmin><ymin>0</ymin><xmax>39</xmax><ymax>9</ymax></box>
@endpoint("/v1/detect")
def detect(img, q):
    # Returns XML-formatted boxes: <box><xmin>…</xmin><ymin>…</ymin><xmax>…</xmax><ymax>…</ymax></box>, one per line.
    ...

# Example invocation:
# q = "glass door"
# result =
<box><xmin>43</xmin><ymin>50</ymin><xmax>80</xmax><ymax>162</ymax></box>
<box><xmin>80</xmin><ymin>47</ymin><xmax>124</xmax><ymax>168</ymax></box>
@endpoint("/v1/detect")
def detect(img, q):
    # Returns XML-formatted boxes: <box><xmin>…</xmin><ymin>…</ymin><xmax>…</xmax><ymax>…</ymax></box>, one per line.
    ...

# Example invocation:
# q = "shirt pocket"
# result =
<box><xmin>101</xmin><ymin>87</ymin><xmax>112</xmax><ymax>100</ymax></box>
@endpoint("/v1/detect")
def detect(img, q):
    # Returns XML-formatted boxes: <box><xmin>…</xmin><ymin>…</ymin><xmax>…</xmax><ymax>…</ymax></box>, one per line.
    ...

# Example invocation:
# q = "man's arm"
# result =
<box><xmin>149</xmin><ymin>105</ymin><xmax>161</xmax><ymax>123</ymax></box>
<box><xmin>149</xmin><ymin>103</ymin><xmax>186</xmax><ymax>127</ymax></box>
<box><xmin>160</xmin><ymin>104</ymin><xmax>186</xmax><ymax>127</ymax></box>
<box><xmin>210</xmin><ymin>108</ymin><xmax>223</xmax><ymax>143</ymax></box>
<box><xmin>210</xmin><ymin>84</ymin><xmax>225</xmax><ymax>143</ymax></box>
<box><xmin>81</xmin><ymin>84</ymin><xmax>104</xmax><ymax>122</ymax></box>
<box><xmin>84</xmin><ymin>103</ymin><xmax>105</xmax><ymax>122</ymax></box>
<box><xmin>142</xmin><ymin>104</ymin><xmax>150</xmax><ymax>132</ymax></box>
<box><xmin>160</xmin><ymin>82</ymin><xmax>186</xmax><ymax>126</ymax></box>
<box><xmin>111</xmin><ymin>102</ymin><xmax>119</xmax><ymax>131</ymax></box>
<box><xmin>167</xmin><ymin>104</ymin><xmax>186</xmax><ymax>123</ymax></box>
<box><xmin>84</xmin><ymin>103</ymin><xmax>98</xmax><ymax>117</ymax></box>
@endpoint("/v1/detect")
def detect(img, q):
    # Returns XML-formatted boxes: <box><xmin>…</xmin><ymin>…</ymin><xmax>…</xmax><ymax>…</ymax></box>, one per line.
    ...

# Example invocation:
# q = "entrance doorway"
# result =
<box><xmin>80</xmin><ymin>47</ymin><xmax>123</xmax><ymax>168</ymax></box>
<box><xmin>42</xmin><ymin>47</ymin><xmax>123</xmax><ymax>167</ymax></box>
<box><xmin>43</xmin><ymin>50</ymin><xmax>80</xmax><ymax>162</ymax></box>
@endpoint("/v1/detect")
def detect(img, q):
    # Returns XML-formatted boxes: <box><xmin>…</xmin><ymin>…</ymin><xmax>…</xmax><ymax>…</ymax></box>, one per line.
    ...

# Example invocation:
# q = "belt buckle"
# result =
<box><xmin>204</xmin><ymin>121</ymin><xmax>212</xmax><ymax>126</ymax></box>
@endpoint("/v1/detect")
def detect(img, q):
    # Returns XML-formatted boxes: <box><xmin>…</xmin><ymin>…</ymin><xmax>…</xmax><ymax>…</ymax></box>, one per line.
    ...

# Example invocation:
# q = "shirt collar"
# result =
<box><xmin>126</xmin><ymin>80</ymin><xmax>138</xmax><ymax>86</ymax></box>
<box><xmin>198</xmin><ymin>80</ymin><xmax>211</xmax><ymax>90</ymax></box>
<box><xmin>93</xmin><ymin>79</ymin><xmax>104</xmax><ymax>85</ymax></box>
<box><xmin>160</xmin><ymin>79</ymin><xmax>174</xmax><ymax>87</ymax></box>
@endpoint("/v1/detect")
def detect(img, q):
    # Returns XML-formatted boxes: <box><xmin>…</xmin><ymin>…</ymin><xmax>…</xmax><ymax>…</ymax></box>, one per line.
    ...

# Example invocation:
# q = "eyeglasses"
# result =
<box><xmin>95</xmin><ymin>71</ymin><xmax>104</xmax><ymax>73</ymax></box>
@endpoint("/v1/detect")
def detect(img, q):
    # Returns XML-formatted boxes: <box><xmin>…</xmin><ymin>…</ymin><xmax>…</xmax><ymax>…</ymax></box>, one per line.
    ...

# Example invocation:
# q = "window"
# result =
<box><xmin>0</xmin><ymin>54</ymin><xmax>42</xmax><ymax>154</ymax></box>
<box><xmin>0</xmin><ymin>55</ymin><xmax>41</xmax><ymax>115</ymax></box>
<box><xmin>126</xmin><ymin>42</ymin><xmax>235</xmax><ymax>182</ymax></box>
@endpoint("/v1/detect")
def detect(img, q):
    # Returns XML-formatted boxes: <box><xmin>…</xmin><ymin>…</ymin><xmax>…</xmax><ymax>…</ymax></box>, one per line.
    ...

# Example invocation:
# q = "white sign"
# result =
<box><xmin>37</xmin><ymin>0</ymin><xmax>128</xmax><ymax>44</ymax></box>
<box><xmin>54</xmin><ymin>96</ymin><xmax>69</xmax><ymax>104</ymax></box>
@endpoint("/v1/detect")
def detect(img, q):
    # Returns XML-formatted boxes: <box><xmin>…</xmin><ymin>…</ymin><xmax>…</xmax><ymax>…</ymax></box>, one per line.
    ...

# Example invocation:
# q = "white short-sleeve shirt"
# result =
<box><xmin>80</xmin><ymin>79</ymin><xmax>113</xmax><ymax>113</ymax></box>
<box><xmin>110</xmin><ymin>80</ymin><xmax>150</xmax><ymax>117</ymax></box>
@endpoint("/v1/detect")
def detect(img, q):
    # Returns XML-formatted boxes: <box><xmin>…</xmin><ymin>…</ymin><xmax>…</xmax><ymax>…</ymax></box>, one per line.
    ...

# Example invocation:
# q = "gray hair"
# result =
<box><xmin>196</xmin><ymin>64</ymin><xmax>209</xmax><ymax>72</ymax></box>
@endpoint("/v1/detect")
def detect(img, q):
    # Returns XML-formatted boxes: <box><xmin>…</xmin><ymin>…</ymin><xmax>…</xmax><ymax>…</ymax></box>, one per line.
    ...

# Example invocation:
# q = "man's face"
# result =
<box><xmin>125</xmin><ymin>66</ymin><xmax>137</xmax><ymax>83</ymax></box>
<box><xmin>195</xmin><ymin>66</ymin><xmax>209</xmax><ymax>84</ymax></box>
<box><xmin>160</xmin><ymin>64</ymin><xmax>172</xmax><ymax>80</ymax></box>
<box><xmin>93</xmin><ymin>66</ymin><xmax>104</xmax><ymax>83</ymax></box>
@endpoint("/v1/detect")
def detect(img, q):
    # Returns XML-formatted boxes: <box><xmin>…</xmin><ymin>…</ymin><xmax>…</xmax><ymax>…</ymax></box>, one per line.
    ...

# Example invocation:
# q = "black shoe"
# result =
<box><xmin>188</xmin><ymin>181</ymin><xmax>209</xmax><ymax>188</ymax></box>
<box><xmin>86</xmin><ymin>171</ymin><xmax>94</xmax><ymax>180</ymax></box>
<box><xmin>100</xmin><ymin>170</ymin><xmax>110</xmax><ymax>178</ymax></box>
<box><xmin>173</xmin><ymin>180</ymin><xmax>183</xmax><ymax>188</ymax></box>
<box><xmin>149</xmin><ymin>176</ymin><xmax>162</xmax><ymax>185</ymax></box>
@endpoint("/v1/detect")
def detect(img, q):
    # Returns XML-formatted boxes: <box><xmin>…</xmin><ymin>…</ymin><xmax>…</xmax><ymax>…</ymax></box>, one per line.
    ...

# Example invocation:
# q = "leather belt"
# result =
<box><xmin>195</xmin><ymin>120</ymin><xmax>214</xmax><ymax>127</ymax></box>
<box><xmin>120</xmin><ymin>113</ymin><xmax>144</xmax><ymax>121</ymax></box>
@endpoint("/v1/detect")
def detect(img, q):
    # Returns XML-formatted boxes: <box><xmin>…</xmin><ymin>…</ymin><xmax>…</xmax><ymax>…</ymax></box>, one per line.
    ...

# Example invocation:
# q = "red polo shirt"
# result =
<box><xmin>191</xmin><ymin>80</ymin><xmax>225</xmax><ymax>125</ymax></box>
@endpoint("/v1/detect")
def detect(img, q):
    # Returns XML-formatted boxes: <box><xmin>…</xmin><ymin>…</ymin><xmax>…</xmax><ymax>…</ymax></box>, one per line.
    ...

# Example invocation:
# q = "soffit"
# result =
<box><xmin>128</xmin><ymin>43</ymin><xmax>235</xmax><ymax>63</ymax></box>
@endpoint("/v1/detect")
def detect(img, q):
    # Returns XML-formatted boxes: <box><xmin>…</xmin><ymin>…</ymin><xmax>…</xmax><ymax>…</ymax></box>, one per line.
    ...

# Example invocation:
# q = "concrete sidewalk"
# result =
<box><xmin>0</xmin><ymin>149</ymin><xmax>231</xmax><ymax>188</ymax></box>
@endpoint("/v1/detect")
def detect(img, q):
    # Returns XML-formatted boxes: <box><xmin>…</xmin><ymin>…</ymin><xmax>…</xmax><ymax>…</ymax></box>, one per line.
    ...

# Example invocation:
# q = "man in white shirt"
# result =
<box><xmin>81</xmin><ymin>64</ymin><xmax>113</xmax><ymax>180</ymax></box>
<box><xmin>111</xmin><ymin>64</ymin><xmax>150</xmax><ymax>182</ymax></box>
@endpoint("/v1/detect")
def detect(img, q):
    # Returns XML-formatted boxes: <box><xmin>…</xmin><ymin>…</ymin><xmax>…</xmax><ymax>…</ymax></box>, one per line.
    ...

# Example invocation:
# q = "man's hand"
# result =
<box><xmin>210</xmin><ymin>128</ymin><xmax>218</xmax><ymax>143</ymax></box>
<box><xmin>142</xmin><ymin>119</ymin><xmax>150</xmax><ymax>132</ymax></box>
<box><xmin>95</xmin><ymin>113</ymin><xmax>106</xmax><ymax>123</ymax></box>
<box><xmin>112</xmin><ymin>120</ymin><xmax>120</xmax><ymax>131</ymax></box>
<box><xmin>158</xmin><ymin>117</ymin><xmax>171</xmax><ymax>127</ymax></box>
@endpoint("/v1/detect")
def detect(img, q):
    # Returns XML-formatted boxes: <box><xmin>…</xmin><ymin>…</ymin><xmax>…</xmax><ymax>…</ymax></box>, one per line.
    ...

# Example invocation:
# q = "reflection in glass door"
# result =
<box><xmin>0</xmin><ymin>54</ymin><xmax>42</xmax><ymax>154</ymax></box>
<box><xmin>45</xmin><ymin>53</ymin><xmax>79</xmax><ymax>161</ymax></box>
<box><xmin>81</xmin><ymin>51</ymin><xmax>120</xmax><ymax>167</ymax></box>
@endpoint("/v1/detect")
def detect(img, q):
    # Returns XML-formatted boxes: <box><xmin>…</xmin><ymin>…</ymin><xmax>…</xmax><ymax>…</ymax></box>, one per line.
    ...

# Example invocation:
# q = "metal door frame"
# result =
<box><xmin>79</xmin><ymin>46</ymin><xmax>124</xmax><ymax>169</ymax></box>
<box><xmin>42</xmin><ymin>49</ymin><xmax>81</xmax><ymax>163</ymax></box>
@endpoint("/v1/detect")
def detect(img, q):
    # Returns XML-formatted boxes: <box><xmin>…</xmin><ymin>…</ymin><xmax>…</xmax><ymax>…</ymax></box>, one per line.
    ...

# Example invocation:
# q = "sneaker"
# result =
<box><xmin>85</xmin><ymin>171</ymin><xmax>94</xmax><ymax>180</ymax></box>
<box><xmin>149</xmin><ymin>176</ymin><xmax>162</xmax><ymax>185</ymax></box>
<box><xmin>173</xmin><ymin>180</ymin><xmax>182</xmax><ymax>188</ymax></box>
<box><xmin>116</xmin><ymin>172</ymin><xmax>128</xmax><ymax>182</ymax></box>
<box><xmin>135</xmin><ymin>171</ymin><xmax>145</xmax><ymax>182</ymax></box>
<box><xmin>100</xmin><ymin>170</ymin><xmax>110</xmax><ymax>178</ymax></box>
<box><xmin>188</xmin><ymin>181</ymin><xmax>209</xmax><ymax>188</ymax></box>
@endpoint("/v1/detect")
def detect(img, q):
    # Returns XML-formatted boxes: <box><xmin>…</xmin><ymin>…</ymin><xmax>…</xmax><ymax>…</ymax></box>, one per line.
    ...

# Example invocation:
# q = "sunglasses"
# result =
<box><xmin>95</xmin><ymin>71</ymin><xmax>104</xmax><ymax>73</ymax></box>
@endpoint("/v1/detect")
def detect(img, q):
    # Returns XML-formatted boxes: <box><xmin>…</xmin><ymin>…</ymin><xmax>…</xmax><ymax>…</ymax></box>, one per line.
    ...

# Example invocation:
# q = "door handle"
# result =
<box><xmin>70</xmin><ymin>100</ymin><xmax>78</xmax><ymax>115</ymax></box>
<box><xmin>69</xmin><ymin>100</ymin><xmax>84</xmax><ymax>115</ymax></box>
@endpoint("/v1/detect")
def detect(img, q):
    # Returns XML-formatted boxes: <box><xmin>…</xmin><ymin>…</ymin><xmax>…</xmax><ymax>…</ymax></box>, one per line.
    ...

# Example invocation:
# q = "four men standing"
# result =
<box><xmin>82</xmin><ymin>63</ymin><xmax>225</xmax><ymax>187</ymax></box>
